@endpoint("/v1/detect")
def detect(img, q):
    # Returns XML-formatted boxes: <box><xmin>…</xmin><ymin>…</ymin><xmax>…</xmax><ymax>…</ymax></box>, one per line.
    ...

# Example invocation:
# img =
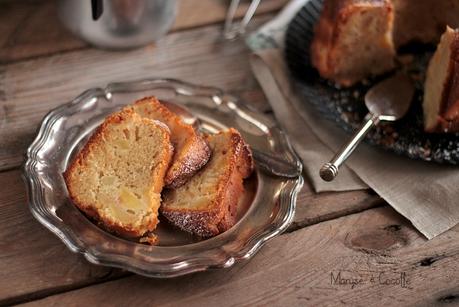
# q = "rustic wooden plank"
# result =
<box><xmin>292</xmin><ymin>182</ymin><xmax>383</xmax><ymax>231</ymax></box>
<box><xmin>0</xmin><ymin>169</ymin><xmax>378</xmax><ymax>305</ymax></box>
<box><xmin>0</xmin><ymin>0</ymin><xmax>287</xmax><ymax>63</ymax></box>
<box><xmin>174</xmin><ymin>0</ymin><xmax>289</xmax><ymax>31</ymax></box>
<box><xmin>0</xmin><ymin>0</ymin><xmax>86</xmax><ymax>63</ymax></box>
<box><xmin>0</xmin><ymin>169</ymin><xmax>128</xmax><ymax>306</ymax></box>
<box><xmin>0</xmin><ymin>16</ymin><xmax>273</xmax><ymax>171</ymax></box>
<box><xmin>21</xmin><ymin>207</ymin><xmax>459</xmax><ymax>306</ymax></box>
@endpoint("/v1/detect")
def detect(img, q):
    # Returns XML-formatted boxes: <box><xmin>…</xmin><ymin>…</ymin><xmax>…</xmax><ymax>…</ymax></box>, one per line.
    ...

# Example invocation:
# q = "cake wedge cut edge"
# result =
<box><xmin>423</xmin><ymin>26</ymin><xmax>459</xmax><ymax>133</ymax></box>
<box><xmin>161</xmin><ymin>128</ymin><xmax>254</xmax><ymax>237</ymax></box>
<box><xmin>310</xmin><ymin>0</ymin><xmax>396</xmax><ymax>87</ymax></box>
<box><xmin>64</xmin><ymin>108</ymin><xmax>173</xmax><ymax>239</ymax></box>
<box><xmin>130</xmin><ymin>97</ymin><xmax>211</xmax><ymax>189</ymax></box>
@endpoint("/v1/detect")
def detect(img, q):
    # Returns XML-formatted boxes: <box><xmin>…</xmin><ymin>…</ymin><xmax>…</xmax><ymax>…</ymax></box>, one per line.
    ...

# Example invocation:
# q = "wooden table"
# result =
<box><xmin>1</xmin><ymin>1</ymin><xmax>458</xmax><ymax>306</ymax></box>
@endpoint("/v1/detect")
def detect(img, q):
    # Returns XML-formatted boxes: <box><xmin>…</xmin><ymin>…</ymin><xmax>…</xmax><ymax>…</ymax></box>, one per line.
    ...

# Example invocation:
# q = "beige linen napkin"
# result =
<box><xmin>250</xmin><ymin>49</ymin><xmax>459</xmax><ymax>239</ymax></box>
<box><xmin>250</xmin><ymin>51</ymin><xmax>367</xmax><ymax>192</ymax></box>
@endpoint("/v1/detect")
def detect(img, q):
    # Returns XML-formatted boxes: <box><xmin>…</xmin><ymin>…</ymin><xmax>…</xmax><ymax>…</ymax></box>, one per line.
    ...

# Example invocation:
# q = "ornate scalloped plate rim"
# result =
<box><xmin>23</xmin><ymin>78</ymin><xmax>304</xmax><ymax>278</ymax></box>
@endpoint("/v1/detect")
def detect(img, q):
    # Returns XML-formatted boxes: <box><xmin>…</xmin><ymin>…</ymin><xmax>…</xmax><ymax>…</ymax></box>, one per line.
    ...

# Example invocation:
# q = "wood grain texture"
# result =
<box><xmin>0</xmin><ymin>0</ymin><xmax>287</xmax><ymax>63</ymax></box>
<box><xmin>0</xmin><ymin>0</ymin><xmax>86</xmax><ymax>63</ymax></box>
<box><xmin>4</xmin><ymin>2</ymin><xmax>449</xmax><ymax>306</ymax></box>
<box><xmin>21</xmin><ymin>207</ymin><xmax>459</xmax><ymax>307</ymax></box>
<box><xmin>0</xmin><ymin>169</ymin><xmax>128</xmax><ymax>306</ymax></box>
<box><xmin>0</xmin><ymin>16</ymin><xmax>273</xmax><ymax>171</ymax></box>
<box><xmin>0</xmin><ymin>169</ymin><xmax>378</xmax><ymax>305</ymax></box>
<box><xmin>174</xmin><ymin>0</ymin><xmax>289</xmax><ymax>31</ymax></box>
<box><xmin>292</xmin><ymin>181</ymin><xmax>383</xmax><ymax>231</ymax></box>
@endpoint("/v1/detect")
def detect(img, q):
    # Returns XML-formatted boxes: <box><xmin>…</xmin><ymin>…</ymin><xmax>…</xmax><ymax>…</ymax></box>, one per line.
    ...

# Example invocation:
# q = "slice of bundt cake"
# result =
<box><xmin>423</xmin><ymin>26</ymin><xmax>459</xmax><ymax>133</ymax></box>
<box><xmin>131</xmin><ymin>97</ymin><xmax>211</xmax><ymax>189</ymax></box>
<box><xmin>161</xmin><ymin>128</ymin><xmax>254</xmax><ymax>237</ymax></box>
<box><xmin>311</xmin><ymin>0</ymin><xmax>396</xmax><ymax>86</ymax></box>
<box><xmin>64</xmin><ymin>109</ymin><xmax>173</xmax><ymax>239</ymax></box>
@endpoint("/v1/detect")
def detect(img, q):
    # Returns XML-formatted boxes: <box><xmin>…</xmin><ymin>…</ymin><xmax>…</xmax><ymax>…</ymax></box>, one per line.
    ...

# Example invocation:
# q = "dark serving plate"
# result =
<box><xmin>284</xmin><ymin>0</ymin><xmax>459</xmax><ymax>164</ymax></box>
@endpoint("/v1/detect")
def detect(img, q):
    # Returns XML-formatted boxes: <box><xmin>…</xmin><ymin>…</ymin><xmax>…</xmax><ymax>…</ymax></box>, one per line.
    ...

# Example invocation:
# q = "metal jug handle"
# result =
<box><xmin>91</xmin><ymin>0</ymin><xmax>103</xmax><ymax>20</ymax></box>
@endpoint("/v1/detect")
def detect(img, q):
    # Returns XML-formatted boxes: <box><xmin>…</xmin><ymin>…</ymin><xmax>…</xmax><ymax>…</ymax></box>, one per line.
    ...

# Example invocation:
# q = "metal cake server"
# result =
<box><xmin>319</xmin><ymin>72</ymin><xmax>415</xmax><ymax>182</ymax></box>
<box><xmin>164</xmin><ymin>101</ymin><xmax>301</xmax><ymax>179</ymax></box>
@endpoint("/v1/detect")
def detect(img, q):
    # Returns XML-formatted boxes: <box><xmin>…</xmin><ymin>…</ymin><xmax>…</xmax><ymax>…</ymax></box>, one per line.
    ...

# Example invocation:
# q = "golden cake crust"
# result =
<box><xmin>161</xmin><ymin>128</ymin><xmax>254</xmax><ymax>237</ymax></box>
<box><xmin>311</xmin><ymin>0</ymin><xmax>459</xmax><ymax>86</ymax></box>
<box><xmin>311</xmin><ymin>0</ymin><xmax>395</xmax><ymax>86</ymax></box>
<box><xmin>64</xmin><ymin>109</ymin><xmax>173</xmax><ymax>239</ymax></box>
<box><xmin>130</xmin><ymin>97</ymin><xmax>211</xmax><ymax>188</ymax></box>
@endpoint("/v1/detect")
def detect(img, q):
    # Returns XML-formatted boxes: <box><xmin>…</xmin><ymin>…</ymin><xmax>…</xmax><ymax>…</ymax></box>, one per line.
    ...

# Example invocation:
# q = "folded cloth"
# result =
<box><xmin>247</xmin><ymin>1</ymin><xmax>459</xmax><ymax>239</ymax></box>
<box><xmin>250</xmin><ymin>51</ymin><xmax>367</xmax><ymax>192</ymax></box>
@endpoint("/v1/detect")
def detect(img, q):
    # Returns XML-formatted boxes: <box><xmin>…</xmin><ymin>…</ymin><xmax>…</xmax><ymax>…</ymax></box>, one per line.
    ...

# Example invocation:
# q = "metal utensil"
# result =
<box><xmin>168</xmin><ymin>100</ymin><xmax>301</xmax><ymax>179</ymax></box>
<box><xmin>223</xmin><ymin>0</ymin><xmax>261</xmax><ymax>40</ymax></box>
<box><xmin>319</xmin><ymin>72</ymin><xmax>415</xmax><ymax>181</ymax></box>
<box><xmin>252</xmin><ymin>150</ymin><xmax>301</xmax><ymax>178</ymax></box>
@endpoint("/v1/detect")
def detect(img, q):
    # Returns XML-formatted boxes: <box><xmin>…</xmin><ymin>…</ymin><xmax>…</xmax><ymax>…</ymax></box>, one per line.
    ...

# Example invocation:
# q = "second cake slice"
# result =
<box><xmin>131</xmin><ymin>97</ymin><xmax>211</xmax><ymax>188</ymax></box>
<box><xmin>161</xmin><ymin>128</ymin><xmax>254</xmax><ymax>237</ymax></box>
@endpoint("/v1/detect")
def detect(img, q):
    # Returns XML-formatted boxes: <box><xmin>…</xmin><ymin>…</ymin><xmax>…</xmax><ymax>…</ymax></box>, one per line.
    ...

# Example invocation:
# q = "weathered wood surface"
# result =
<box><xmin>0</xmin><ymin>16</ymin><xmax>273</xmax><ymax>171</ymax></box>
<box><xmin>2</xmin><ymin>1</ymin><xmax>456</xmax><ymax>306</ymax></box>
<box><xmin>174</xmin><ymin>0</ymin><xmax>289</xmax><ymax>32</ymax></box>
<box><xmin>0</xmin><ymin>0</ymin><xmax>288</xmax><ymax>63</ymax></box>
<box><xmin>0</xmin><ymin>169</ymin><xmax>127</xmax><ymax>306</ymax></box>
<box><xmin>293</xmin><ymin>182</ymin><xmax>383</xmax><ymax>231</ymax></box>
<box><xmin>21</xmin><ymin>207</ymin><xmax>459</xmax><ymax>307</ymax></box>
<box><xmin>0</xmin><ymin>169</ymin><xmax>380</xmax><ymax>305</ymax></box>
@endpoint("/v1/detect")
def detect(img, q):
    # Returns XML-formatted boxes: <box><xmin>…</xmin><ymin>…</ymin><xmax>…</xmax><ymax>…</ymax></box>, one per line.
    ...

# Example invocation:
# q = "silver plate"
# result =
<box><xmin>23</xmin><ymin>78</ymin><xmax>303</xmax><ymax>277</ymax></box>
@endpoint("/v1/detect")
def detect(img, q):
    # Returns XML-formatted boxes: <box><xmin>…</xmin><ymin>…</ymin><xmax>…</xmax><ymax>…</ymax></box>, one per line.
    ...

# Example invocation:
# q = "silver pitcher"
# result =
<box><xmin>58</xmin><ymin>0</ymin><xmax>177</xmax><ymax>49</ymax></box>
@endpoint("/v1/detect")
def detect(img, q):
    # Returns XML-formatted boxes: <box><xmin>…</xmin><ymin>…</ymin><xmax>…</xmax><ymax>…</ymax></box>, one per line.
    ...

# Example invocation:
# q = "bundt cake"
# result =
<box><xmin>130</xmin><ymin>97</ymin><xmax>211</xmax><ymax>189</ymax></box>
<box><xmin>423</xmin><ymin>26</ymin><xmax>459</xmax><ymax>133</ymax></box>
<box><xmin>392</xmin><ymin>0</ymin><xmax>459</xmax><ymax>48</ymax></box>
<box><xmin>311</xmin><ymin>0</ymin><xmax>459</xmax><ymax>86</ymax></box>
<box><xmin>161</xmin><ymin>128</ymin><xmax>254</xmax><ymax>237</ymax></box>
<box><xmin>311</xmin><ymin>0</ymin><xmax>396</xmax><ymax>86</ymax></box>
<box><xmin>64</xmin><ymin>109</ymin><xmax>173</xmax><ymax>239</ymax></box>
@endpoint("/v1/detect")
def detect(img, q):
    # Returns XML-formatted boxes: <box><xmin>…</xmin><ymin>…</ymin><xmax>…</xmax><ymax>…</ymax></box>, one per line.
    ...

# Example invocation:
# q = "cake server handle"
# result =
<box><xmin>319</xmin><ymin>113</ymin><xmax>379</xmax><ymax>181</ymax></box>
